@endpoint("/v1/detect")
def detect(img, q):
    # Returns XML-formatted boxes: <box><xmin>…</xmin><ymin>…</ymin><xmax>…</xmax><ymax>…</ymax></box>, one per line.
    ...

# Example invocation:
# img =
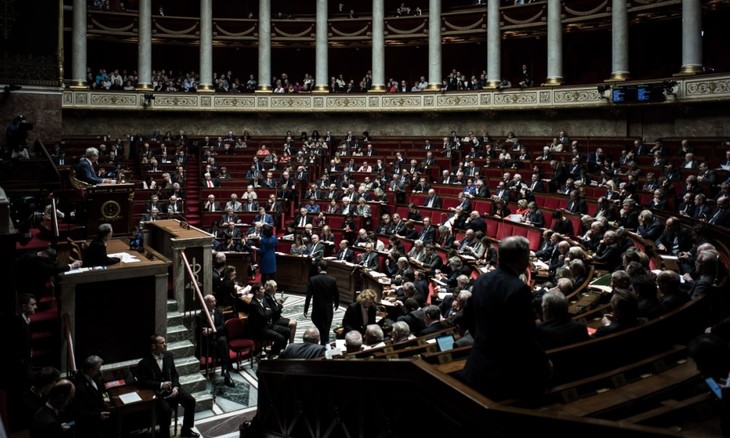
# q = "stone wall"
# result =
<box><xmin>61</xmin><ymin>102</ymin><xmax>730</xmax><ymax>142</ymax></box>
<box><xmin>0</xmin><ymin>89</ymin><xmax>63</xmax><ymax>149</ymax></box>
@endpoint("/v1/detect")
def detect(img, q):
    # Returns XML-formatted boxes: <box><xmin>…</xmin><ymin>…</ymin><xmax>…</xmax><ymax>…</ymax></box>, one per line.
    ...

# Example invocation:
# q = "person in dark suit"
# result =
<box><xmin>247</xmin><ymin>285</ymin><xmax>289</xmax><ymax>356</ymax></box>
<box><xmin>396</xmin><ymin>298</ymin><xmax>426</xmax><ymax>335</ymax></box>
<box><xmin>136</xmin><ymin>338</ymin><xmax>199</xmax><ymax>437</ymax></box>
<box><xmin>524</xmin><ymin>202</ymin><xmax>545</xmax><ymax>228</ymax></box>
<box><xmin>423</xmin><ymin>189</ymin><xmax>442</xmax><ymax>209</ymax></box>
<box><xmin>593</xmin><ymin>289</ymin><xmax>643</xmax><ymax>338</ymax></box>
<box><xmin>593</xmin><ymin>230</ymin><xmax>623</xmax><ymax>272</ymax></box>
<box><xmin>655</xmin><ymin>217</ymin><xmax>692</xmax><ymax>256</ymax></box>
<box><xmin>418</xmin><ymin>305</ymin><xmax>448</xmax><ymax>336</ymax></box>
<box><xmin>17</xmin><ymin>367</ymin><xmax>60</xmax><ymax>431</ymax></box>
<box><xmin>83</xmin><ymin>223</ymin><xmax>121</xmax><ymax>267</ymax></box>
<box><xmin>196</xmin><ymin>295</ymin><xmax>236</xmax><ymax>387</ymax></box>
<box><xmin>279</xmin><ymin>328</ymin><xmax>327</xmax><ymax>359</ymax></box>
<box><xmin>137</xmin><ymin>336</ymin><xmax>198</xmax><ymax>437</ymax></box>
<box><xmin>416</xmin><ymin>217</ymin><xmax>436</xmax><ymax>243</ymax></box>
<box><xmin>304</xmin><ymin>261</ymin><xmax>340</xmax><ymax>345</ymax></box>
<box><xmin>30</xmin><ymin>379</ymin><xmax>75</xmax><ymax>438</ymax></box>
<box><xmin>461</xmin><ymin>236</ymin><xmax>551</xmax><ymax>401</ymax></box>
<box><xmin>342</xmin><ymin>289</ymin><xmax>377</xmax><ymax>335</ymax></box>
<box><xmin>358</xmin><ymin>243</ymin><xmax>379</xmax><ymax>270</ymax></box>
<box><xmin>76</xmin><ymin>147</ymin><xmax>114</xmax><ymax>185</ymax></box>
<box><xmin>566</xmin><ymin>190</ymin><xmax>587</xmax><ymax>215</ymax></box>
<box><xmin>636</xmin><ymin>210</ymin><xmax>664</xmax><ymax>242</ymax></box>
<box><xmin>551</xmin><ymin>210</ymin><xmax>574</xmax><ymax>236</ymax></box>
<box><xmin>334</xmin><ymin>240</ymin><xmax>355</xmax><ymax>263</ymax></box>
<box><xmin>537</xmin><ymin>291</ymin><xmax>589</xmax><ymax>350</ymax></box>
<box><xmin>464</xmin><ymin>211</ymin><xmax>486</xmax><ymax>234</ymax></box>
<box><xmin>293</xmin><ymin>207</ymin><xmax>313</xmax><ymax>228</ymax></box>
<box><xmin>73</xmin><ymin>355</ymin><xmax>111</xmax><ymax>438</ymax></box>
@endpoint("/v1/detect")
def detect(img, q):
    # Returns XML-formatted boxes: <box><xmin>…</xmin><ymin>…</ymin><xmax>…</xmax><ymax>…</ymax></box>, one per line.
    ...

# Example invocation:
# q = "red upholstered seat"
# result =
<box><xmin>225</xmin><ymin>318</ymin><xmax>256</xmax><ymax>368</ymax></box>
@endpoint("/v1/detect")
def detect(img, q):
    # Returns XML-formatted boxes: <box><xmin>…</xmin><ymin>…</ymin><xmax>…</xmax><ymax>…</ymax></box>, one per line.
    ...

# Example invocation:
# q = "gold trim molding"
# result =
<box><xmin>61</xmin><ymin>74</ymin><xmax>730</xmax><ymax>113</ymax></box>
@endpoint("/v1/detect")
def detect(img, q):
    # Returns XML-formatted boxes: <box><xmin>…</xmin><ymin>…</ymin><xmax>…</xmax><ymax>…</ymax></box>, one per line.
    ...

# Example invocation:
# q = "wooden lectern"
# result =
<box><xmin>84</xmin><ymin>183</ymin><xmax>135</xmax><ymax>237</ymax></box>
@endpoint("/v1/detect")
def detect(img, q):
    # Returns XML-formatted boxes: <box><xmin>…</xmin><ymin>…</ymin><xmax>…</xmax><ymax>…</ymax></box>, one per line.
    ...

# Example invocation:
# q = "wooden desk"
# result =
<box><xmin>324</xmin><ymin>259</ymin><xmax>360</xmax><ymax>305</ymax></box>
<box><xmin>59</xmin><ymin>239</ymin><xmax>170</xmax><ymax>369</ymax></box>
<box><xmin>223</xmin><ymin>251</ymin><xmax>251</xmax><ymax>285</ymax></box>
<box><xmin>275</xmin><ymin>253</ymin><xmax>312</xmax><ymax>294</ymax></box>
<box><xmin>108</xmin><ymin>386</ymin><xmax>157</xmax><ymax>438</ymax></box>
<box><xmin>145</xmin><ymin>219</ymin><xmax>214</xmax><ymax>312</ymax></box>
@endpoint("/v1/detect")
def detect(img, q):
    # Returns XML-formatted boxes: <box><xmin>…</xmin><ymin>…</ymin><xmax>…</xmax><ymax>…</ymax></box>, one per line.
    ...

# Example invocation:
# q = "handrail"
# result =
<box><xmin>63</xmin><ymin>313</ymin><xmax>77</xmax><ymax>375</ymax></box>
<box><xmin>178</xmin><ymin>249</ymin><xmax>215</xmax><ymax>333</ymax></box>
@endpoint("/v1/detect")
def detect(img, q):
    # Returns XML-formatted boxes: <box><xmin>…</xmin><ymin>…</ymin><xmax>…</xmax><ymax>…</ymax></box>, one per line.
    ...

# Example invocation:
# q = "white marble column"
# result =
<box><xmin>608</xmin><ymin>0</ymin><xmax>630</xmax><ymax>81</ymax></box>
<box><xmin>679</xmin><ymin>0</ymin><xmax>703</xmax><ymax>75</ymax></box>
<box><xmin>257</xmin><ymin>0</ymin><xmax>272</xmax><ymax>92</ymax></box>
<box><xmin>370</xmin><ymin>0</ymin><xmax>386</xmax><ymax>92</ymax></box>
<box><xmin>485</xmin><ymin>0</ymin><xmax>501</xmax><ymax>88</ymax></box>
<box><xmin>314</xmin><ymin>0</ymin><xmax>329</xmax><ymax>92</ymax></box>
<box><xmin>136</xmin><ymin>0</ymin><xmax>152</xmax><ymax>90</ymax></box>
<box><xmin>545</xmin><ymin>0</ymin><xmax>563</xmax><ymax>86</ymax></box>
<box><xmin>426</xmin><ymin>0</ymin><xmax>442</xmax><ymax>91</ymax></box>
<box><xmin>198</xmin><ymin>0</ymin><xmax>214</xmax><ymax>91</ymax></box>
<box><xmin>70</xmin><ymin>0</ymin><xmax>87</xmax><ymax>88</ymax></box>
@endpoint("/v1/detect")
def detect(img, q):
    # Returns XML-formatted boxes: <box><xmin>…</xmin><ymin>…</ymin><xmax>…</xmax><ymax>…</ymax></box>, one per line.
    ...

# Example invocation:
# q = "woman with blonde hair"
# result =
<box><xmin>342</xmin><ymin>289</ymin><xmax>378</xmax><ymax>335</ymax></box>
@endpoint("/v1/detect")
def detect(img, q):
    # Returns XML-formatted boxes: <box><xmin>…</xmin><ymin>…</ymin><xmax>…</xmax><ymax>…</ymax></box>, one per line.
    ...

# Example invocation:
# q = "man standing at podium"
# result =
<box><xmin>304</xmin><ymin>261</ymin><xmax>340</xmax><ymax>345</ymax></box>
<box><xmin>76</xmin><ymin>147</ymin><xmax>115</xmax><ymax>185</ymax></box>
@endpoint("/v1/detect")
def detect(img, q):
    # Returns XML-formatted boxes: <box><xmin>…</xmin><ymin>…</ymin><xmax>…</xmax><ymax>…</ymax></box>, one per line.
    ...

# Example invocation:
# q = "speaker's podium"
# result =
<box><xmin>143</xmin><ymin>219</ymin><xmax>215</xmax><ymax>312</ymax></box>
<box><xmin>84</xmin><ymin>183</ymin><xmax>135</xmax><ymax>237</ymax></box>
<box><xmin>59</xmin><ymin>239</ymin><xmax>171</xmax><ymax>372</ymax></box>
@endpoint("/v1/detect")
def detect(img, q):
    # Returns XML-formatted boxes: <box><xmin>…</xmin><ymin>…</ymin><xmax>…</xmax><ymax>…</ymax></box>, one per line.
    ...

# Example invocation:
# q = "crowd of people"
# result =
<box><xmin>82</xmin><ymin>65</ymin><xmax>530</xmax><ymax>94</ymax></box>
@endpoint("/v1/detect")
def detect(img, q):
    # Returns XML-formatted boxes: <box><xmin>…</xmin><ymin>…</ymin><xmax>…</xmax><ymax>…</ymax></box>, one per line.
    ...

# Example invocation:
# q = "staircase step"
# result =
<box><xmin>180</xmin><ymin>372</ymin><xmax>208</xmax><ymax>394</ymax></box>
<box><xmin>167</xmin><ymin>324</ymin><xmax>190</xmax><ymax>344</ymax></box>
<box><xmin>167</xmin><ymin>340</ymin><xmax>195</xmax><ymax>358</ymax></box>
<box><xmin>175</xmin><ymin>355</ymin><xmax>203</xmax><ymax>376</ymax></box>
<box><xmin>190</xmin><ymin>390</ymin><xmax>214</xmax><ymax>412</ymax></box>
<box><xmin>167</xmin><ymin>299</ymin><xmax>179</xmax><ymax>313</ymax></box>
<box><xmin>166</xmin><ymin>310</ymin><xmax>185</xmax><ymax>327</ymax></box>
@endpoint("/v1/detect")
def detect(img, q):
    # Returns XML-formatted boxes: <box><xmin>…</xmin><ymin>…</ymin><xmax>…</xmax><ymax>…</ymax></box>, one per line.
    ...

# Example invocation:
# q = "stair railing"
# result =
<box><xmin>178</xmin><ymin>249</ymin><xmax>217</xmax><ymax>378</ymax></box>
<box><xmin>62</xmin><ymin>312</ymin><xmax>77</xmax><ymax>376</ymax></box>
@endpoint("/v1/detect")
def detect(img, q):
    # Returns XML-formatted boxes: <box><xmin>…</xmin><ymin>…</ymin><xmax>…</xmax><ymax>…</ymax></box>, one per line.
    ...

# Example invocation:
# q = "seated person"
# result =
<box><xmin>279</xmin><ymin>328</ymin><xmax>326</xmax><ymax>359</ymax></box>
<box><xmin>137</xmin><ymin>335</ymin><xmax>199</xmax><ymax>438</ymax></box>
<box><xmin>592</xmin><ymin>289</ymin><xmax>643</xmax><ymax>338</ymax></box>
<box><xmin>536</xmin><ymin>290</ymin><xmax>589</xmax><ymax>350</ymax></box>
<box><xmin>83</xmin><ymin>223</ymin><xmax>121</xmax><ymax>267</ymax></box>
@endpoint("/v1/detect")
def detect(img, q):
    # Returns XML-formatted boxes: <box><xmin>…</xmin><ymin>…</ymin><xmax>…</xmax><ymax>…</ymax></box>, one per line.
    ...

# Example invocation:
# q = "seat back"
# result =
<box><xmin>225</xmin><ymin>317</ymin><xmax>247</xmax><ymax>340</ymax></box>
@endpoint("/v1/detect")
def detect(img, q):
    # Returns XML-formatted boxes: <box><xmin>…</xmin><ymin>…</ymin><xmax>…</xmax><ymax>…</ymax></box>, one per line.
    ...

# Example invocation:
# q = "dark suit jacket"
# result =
<box><xmin>537</xmin><ymin>318</ymin><xmax>590</xmax><ymax>350</ymax></box>
<box><xmin>247</xmin><ymin>296</ymin><xmax>274</xmax><ymax>335</ymax></box>
<box><xmin>423</xmin><ymin>196</ymin><xmax>442</xmax><ymax>209</ymax></box>
<box><xmin>30</xmin><ymin>404</ymin><xmax>63</xmax><ymax>438</ymax></box>
<box><xmin>417</xmin><ymin>226</ymin><xmax>436</xmax><ymax>243</ymax></box>
<box><xmin>195</xmin><ymin>307</ymin><xmax>226</xmax><ymax>355</ymax></box>
<box><xmin>397</xmin><ymin>308</ymin><xmax>426</xmax><ymax>335</ymax></box>
<box><xmin>279</xmin><ymin>342</ymin><xmax>326</xmax><ymax>359</ymax></box>
<box><xmin>567</xmin><ymin>199</ymin><xmax>587</xmax><ymax>215</ymax></box>
<box><xmin>83</xmin><ymin>239</ymin><xmax>121</xmax><ymax>267</ymax></box>
<box><xmin>304</xmin><ymin>273</ymin><xmax>339</xmax><ymax>323</ymax></box>
<box><xmin>73</xmin><ymin>372</ymin><xmax>107</xmax><ymax>435</ymax></box>
<box><xmin>418</xmin><ymin>321</ymin><xmax>448</xmax><ymax>337</ymax></box>
<box><xmin>466</xmin><ymin>217</ymin><xmax>486</xmax><ymax>234</ymax></box>
<box><xmin>334</xmin><ymin>248</ymin><xmax>355</xmax><ymax>263</ymax></box>
<box><xmin>76</xmin><ymin>158</ymin><xmax>103</xmax><ymax>184</ymax></box>
<box><xmin>137</xmin><ymin>351</ymin><xmax>180</xmax><ymax>392</ymax></box>
<box><xmin>552</xmin><ymin>218</ymin><xmax>574</xmax><ymax>236</ymax></box>
<box><xmin>342</xmin><ymin>302</ymin><xmax>376</xmax><ymax>334</ymax></box>
<box><xmin>359</xmin><ymin>252</ymin><xmax>379</xmax><ymax>270</ymax></box>
<box><xmin>461</xmin><ymin>267</ymin><xmax>550</xmax><ymax>400</ymax></box>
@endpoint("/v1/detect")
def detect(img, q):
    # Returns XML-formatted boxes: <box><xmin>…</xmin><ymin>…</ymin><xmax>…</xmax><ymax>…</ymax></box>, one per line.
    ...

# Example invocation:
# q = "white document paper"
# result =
<box><xmin>119</xmin><ymin>392</ymin><xmax>142</xmax><ymax>404</ymax></box>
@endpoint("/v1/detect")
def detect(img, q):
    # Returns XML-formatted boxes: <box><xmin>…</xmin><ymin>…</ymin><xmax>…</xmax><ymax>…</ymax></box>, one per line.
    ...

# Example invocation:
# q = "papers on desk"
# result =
<box><xmin>118</xmin><ymin>392</ymin><xmax>142</xmax><ymax>404</ymax></box>
<box><xmin>507</xmin><ymin>214</ymin><xmax>524</xmax><ymax>223</ymax></box>
<box><xmin>460</xmin><ymin>254</ymin><xmax>476</xmax><ymax>261</ymax></box>
<box><xmin>369</xmin><ymin>271</ymin><xmax>387</xmax><ymax>278</ymax></box>
<box><xmin>65</xmin><ymin>266</ymin><xmax>108</xmax><ymax>274</ymax></box>
<box><xmin>108</xmin><ymin>253</ymin><xmax>141</xmax><ymax>263</ymax></box>
<box><xmin>432</xmin><ymin>278</ymin><xmax>447</xmax><ymax>287</ymax></box>
<box><xmin>437</xmin><ymin>292</ymin><xmax>452</xmax><ymax>301</ymax></box>
<box><xmin>532</xmin><ymin>260</ymin><xmax>549</xmax><ymax>271</ymax></box>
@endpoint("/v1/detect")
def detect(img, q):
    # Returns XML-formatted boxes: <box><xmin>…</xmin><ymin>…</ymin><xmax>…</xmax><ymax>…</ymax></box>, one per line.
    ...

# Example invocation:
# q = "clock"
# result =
<box><xmin>101</xmin><ymin>200</ymin><xmax>121</xmax><ymax>221</ymax></box>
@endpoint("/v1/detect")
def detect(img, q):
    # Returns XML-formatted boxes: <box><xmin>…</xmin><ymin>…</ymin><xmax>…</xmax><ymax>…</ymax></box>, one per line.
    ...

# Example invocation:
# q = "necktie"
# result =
<box><xmin>207</xmin><ymin>181</ymin><xmax>213</xmax><ymax>187</ymax></box>
<box><xmin>427</xmin><ymin>198</ymin><xmax>433</xmax><ymax>208</ymax></box>
<box><xmin>340</xmin><ymin>251</ymin><xmax>345</xmax><ymax>261</ymax></box>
